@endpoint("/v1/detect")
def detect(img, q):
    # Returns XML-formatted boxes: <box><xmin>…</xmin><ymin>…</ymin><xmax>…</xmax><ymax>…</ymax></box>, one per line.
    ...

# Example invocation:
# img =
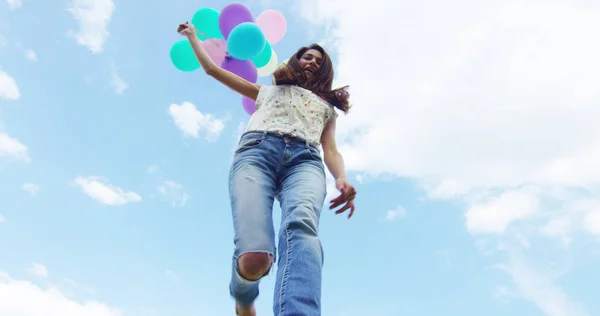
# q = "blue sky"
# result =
<box><xmin>1</xmin><ymin>0</ymin><xmax>600</xmax><ymax>315</ymax></box>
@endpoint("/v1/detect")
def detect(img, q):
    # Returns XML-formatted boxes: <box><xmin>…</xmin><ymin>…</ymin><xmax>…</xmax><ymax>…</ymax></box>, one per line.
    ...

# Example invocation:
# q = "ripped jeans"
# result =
<box><xmin>229</xmin><ymin>130</ymin><xmax>327</xmax><ymax>316</ymax></box>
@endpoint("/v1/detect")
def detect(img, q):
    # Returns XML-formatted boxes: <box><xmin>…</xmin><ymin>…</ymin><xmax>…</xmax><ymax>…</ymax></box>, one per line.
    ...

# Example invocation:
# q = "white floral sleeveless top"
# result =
<box><xmin>245</xmin><ymin>85</ymin><xmax>338</xmax><ymax>146</ymax></box>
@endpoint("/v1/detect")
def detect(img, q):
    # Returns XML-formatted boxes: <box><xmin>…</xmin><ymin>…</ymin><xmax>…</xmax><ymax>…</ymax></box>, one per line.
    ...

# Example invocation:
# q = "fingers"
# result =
<box><xmin>177</xmin><ymin>21</ymin><xmax>191</xmax><ymax>34</ymax></box>
<box><xmin>329</xmin><ymin>190</ymin><xmax>356</xmax><ymax>209</ymax></box>
<box><xmin>330</xmin><ymin>193</ymin><xmax>356</xmax><ymax>219</ymax></box>
<box><xmin>329</xmin><ymin>182</ymin><xmax>357</xmax><ymax>219</ymax></box>
<box><xmin>334</xmin><ymin>203</ymin><xmax>352</xmax><ymax>215</ymax></box>
<box><xmin>332</xmin><ymin>201</ymin><xmax>355</xmax><ymax>219</ymax></box>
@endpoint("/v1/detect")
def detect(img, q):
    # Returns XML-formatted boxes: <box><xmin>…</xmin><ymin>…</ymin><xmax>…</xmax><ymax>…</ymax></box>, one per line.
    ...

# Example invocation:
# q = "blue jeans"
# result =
<box><xmin>229</xmin><ymin>130</ymin><xmax>327</xmax><ymax>316</ymax></box>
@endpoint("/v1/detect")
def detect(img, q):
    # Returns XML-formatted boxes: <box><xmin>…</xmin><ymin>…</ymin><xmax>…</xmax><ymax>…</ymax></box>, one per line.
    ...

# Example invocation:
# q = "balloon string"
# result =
<box><xmin>194</xmin><ymin>29</ymin><xmax>210</xmax><ymax>39</ymax></box>
<box><xmin>193</xmin><ymin>29</ymin><xmax>224</xmax><ymax>51</ymax></box>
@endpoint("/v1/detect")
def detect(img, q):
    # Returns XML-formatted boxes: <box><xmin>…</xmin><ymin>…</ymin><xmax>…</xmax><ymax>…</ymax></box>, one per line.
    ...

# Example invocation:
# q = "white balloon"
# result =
<box><xmin>257</xmin><ymin>49</ymin><xmax>279</xmax><ymax>77</ymax></box>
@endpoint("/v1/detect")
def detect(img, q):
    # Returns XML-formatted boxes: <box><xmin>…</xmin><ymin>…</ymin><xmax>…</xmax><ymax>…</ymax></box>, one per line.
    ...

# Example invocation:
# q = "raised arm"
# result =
<box><xmin>178</xmin><ymin>22</ymin><xmax>260</xmax><ymax>100</ymax></box>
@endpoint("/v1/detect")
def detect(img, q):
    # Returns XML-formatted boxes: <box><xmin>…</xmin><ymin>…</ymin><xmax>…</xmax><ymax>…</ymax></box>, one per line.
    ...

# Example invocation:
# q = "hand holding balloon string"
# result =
<box><xmin>178</xmin><ymin>22</ymin><xmax>223</xmax><ymax>51</ymax></box>
<box><xmin>171</xmin><ymin>5</ymin><xmax>288</xmax><ymax>115</ymax></box>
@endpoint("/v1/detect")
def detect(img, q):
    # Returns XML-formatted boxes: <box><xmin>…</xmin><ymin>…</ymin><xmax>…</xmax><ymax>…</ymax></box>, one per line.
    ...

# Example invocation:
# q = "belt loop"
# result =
<box><xmin>305</xmin><ymin>138</ymin><xmax>310</xmax><ymax>148</ymax></box>
<box><xmin>262</xmin><ymin>130</ymin><xmax>268</xmax><ymax>140</ymax></box>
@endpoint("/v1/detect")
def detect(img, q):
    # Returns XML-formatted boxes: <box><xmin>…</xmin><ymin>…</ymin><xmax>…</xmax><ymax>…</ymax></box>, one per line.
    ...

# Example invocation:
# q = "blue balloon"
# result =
<box><xmin>227</xmin><ymin>22</ymin><xmax>266</xmax><ymax>60</ymax></box>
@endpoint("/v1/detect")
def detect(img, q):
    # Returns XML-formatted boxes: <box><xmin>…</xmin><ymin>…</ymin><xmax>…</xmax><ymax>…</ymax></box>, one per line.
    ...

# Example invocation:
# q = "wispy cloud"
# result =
<box><xmin>0</xmin><ymin>132</ymin><xmax>30</xmax><ymax>162</ymax></box>
<box><xmin>72</xmin><ymin>176</ymin><xmax>142</xmax><ymax>206</ymax></box>
<box><xmin>67</xmin><ymin>0</ymin><xmax>115</xmax><ymax>54</ymax></box>
<box><xmin>147</xmin><ymin>165</ymin><xmax>159</xmax><ymax>175</ymax></box>
<box><xmin>24</xmin><ymin>49</ymin><xmax>37</xmax><ymax>61</ymax></box>
<box><xmin>497</xmin><ymin>252</ymin><xmax>587</xmax><ymax>316</ymax></box>
<box><xmin>165</xmin><ymin>270</ymin><xmax>179</xmax><ymax>281</ymax></box>
<box><xmin>26</xmin><ymin>263</ymin><xmax>48</xmax><ymax>277</ymax></box>
<box><xmin>158</xmin><ymin>181</ymin><xmax>190</xmax><ymax>207</ymax></box>
<box><xmin>385</xmin><ymin>205</ymin><xmax>407</xmax><ymax>221</ymax></box>
<box><xmin>0</xmin><ymin>69</ymin><xmax>20</xmax><ymax>100</ymax></box>
<box><xmin>109</xmin><ymin>63</ymin><xmax>128</xmax><ymax>94</ymax></box>
<box><xmin>6</xmin><ymin>0</ymin><xmax>22</xmax><ymax>9</ymax></box>
<box><xmin>21</xmin><ymin>183</ymin><xmax>40</xmax><ymax>196</ymax></box>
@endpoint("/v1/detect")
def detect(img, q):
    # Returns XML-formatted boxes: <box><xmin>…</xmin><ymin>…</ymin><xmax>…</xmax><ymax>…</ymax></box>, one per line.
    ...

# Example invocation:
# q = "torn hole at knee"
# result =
<box><xmin>237</xmin><ymin>252</ymin><xmax>273</xmax><ymax>281</ymax></box>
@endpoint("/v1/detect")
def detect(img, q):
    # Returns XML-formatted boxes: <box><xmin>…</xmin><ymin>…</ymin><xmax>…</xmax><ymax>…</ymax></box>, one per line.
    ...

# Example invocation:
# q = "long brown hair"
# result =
<box><xmin>272</xmin><ymin>44</ymin><xmax>351</xmax><ymax>114</ymax></box>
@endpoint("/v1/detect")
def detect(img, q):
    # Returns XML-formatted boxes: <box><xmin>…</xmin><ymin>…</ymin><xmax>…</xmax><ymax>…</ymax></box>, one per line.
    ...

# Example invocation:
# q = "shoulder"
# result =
<box><xmin>257</xmin><ymin>85</ymin><xmax>276</xmax><ymax>97</ymax></box>
<box><xmin>312</xmin><ymin>92</ymin><xmax>339</xmax><ymax>117</ymax></box>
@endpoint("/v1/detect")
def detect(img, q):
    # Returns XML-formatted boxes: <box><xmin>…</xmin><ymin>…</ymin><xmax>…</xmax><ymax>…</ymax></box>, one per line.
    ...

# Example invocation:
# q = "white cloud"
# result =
<box><xmin>583</xmin><ymin>210</ymin><xmax>600</xmax><ymax>235</ymax></box>
<box><xmin>168</xmin><ymin>102</ymin><xmax>226</xmax><ymax>141</ymax></box>
<box><xmin>297</xmin><ymin>0</ymin><xmax>600</xmax><ymax>195</ymax></box>
<box><xmin>466</xmin><ymin>188</ymin><xmax>540</xmax><ymax>235</ymax></box>
<box><xmin>0</xmin><ymin>272</ymin><xmax>120</xmax><ymax>316</ymax></box>
<box><xmin>109</xmin><ymin>63</ymin><xmax>128</xmax><ymax>94</ymax></box>
<box><xmin>6</xmin><ymin>0</ymin><xmax>22</xmax><ymax>9</ymax></box>
<box><xmin>0</xmin><ymin>69</ymin><xmax>20</xmax><ymax>100</ymax></box>
<box><xmin>385</xmin><ymin>205</ymin><xmax>407</xmax><ymax>221</ymax></box>
<box><xmin>72</xmin><ymin>176</ymin><xmax>142</xmax><ymax>206</ymax></box>
<box><xmin>296</xmin><ymin>2</ymin><xmax>600</xmax><ymax>312</ymax></box>
<box><xmin>0</xmin><ymin>214</ymin><xmax>5</xmax><ymax>223</ymax></box>
<box><xmin>67</xmin><ymin>0</ymin><xmax>115</xmax><ymax>54</ymax></box>
<box><xmin>158</xmin><ymin>181</ymin><xmax>190</xmax><ymax>207</ymax></box>
<box><xmin>26</xmin><ymin>263</ymin><xmax>48</xmax><ymax>277</ymax></box>
<box><xmin>540</xmin><ymin>216</ymin><xmax>572</xmax><ymax>247</ymax></box>
<box><xmin>22</xmin><ymin>183</ymin><xmax>40</xmax><ymax>196</ymax></box>
<box><xmin>24</xmin><ymin>49</ymin><xmax>37</xmax><ymax>61</ymax></box>
<box><xmin>0</xmin><ymin>132</ymin><xmax>30</xmax><ymax>162</ymax></box>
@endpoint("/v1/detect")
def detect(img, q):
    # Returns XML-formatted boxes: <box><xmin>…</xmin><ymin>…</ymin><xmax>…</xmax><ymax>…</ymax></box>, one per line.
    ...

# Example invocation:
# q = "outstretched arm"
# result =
<box><xmin>178</xmin><ymin>22</ymin><xmax>260</xmax><ymax>100</ymax></box>
<box><xmin>321</xmin><ymin>118</ymin><xmax>357</xmax><ymax>218</ymax></box>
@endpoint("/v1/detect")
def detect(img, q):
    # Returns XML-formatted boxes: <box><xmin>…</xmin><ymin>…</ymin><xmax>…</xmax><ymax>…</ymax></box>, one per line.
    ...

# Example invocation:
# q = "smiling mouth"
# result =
<box><xmin>304</xmin><ymin>68</ymin><xmax>314</xmax><ymax>75</ymax></box>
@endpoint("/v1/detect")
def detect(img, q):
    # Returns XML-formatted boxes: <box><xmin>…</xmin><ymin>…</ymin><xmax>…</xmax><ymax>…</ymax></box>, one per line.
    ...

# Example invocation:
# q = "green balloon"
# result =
<box><xmin>252</xmin><ymin>41</ymin><xmax>272</xmax><ymax>68</ymax></box>
<box><xmin>170</xmin><ymin>40</ymin><xmax>199</xmax><ymax>72</ymax></box>
<box><xmin>191</xmin><ymin>8</ymin><xmax>224</xmax><ymax>40</ymax></box>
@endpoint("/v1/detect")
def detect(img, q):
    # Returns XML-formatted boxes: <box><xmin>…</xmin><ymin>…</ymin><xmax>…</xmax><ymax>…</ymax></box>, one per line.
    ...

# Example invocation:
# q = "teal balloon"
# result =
<box><xmin>227</xmin><ymin>22</ymin><xmax>266</xmax><ymax>60</ymax></box>
<box><xmin>191</xmin><ymin>8</ymin><xmax>224</xmax><ymax>40</ymax></box>
<box><xmin>252</xmin><ymin>41</ymin><xmax>272</xmax><ymax>68</ymax></box>
<box><xmin>170</xmin><ymin>40</ymin><xmax>199</xmax><ymax>72</ymax></box>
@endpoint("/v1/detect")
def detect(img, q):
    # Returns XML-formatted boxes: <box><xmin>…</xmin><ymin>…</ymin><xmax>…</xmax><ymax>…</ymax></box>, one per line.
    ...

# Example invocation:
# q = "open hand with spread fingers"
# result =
<box><xmin>329</xmin><ymin>177</ymin><xmax>356</xmax><ymax>219</ymax></box>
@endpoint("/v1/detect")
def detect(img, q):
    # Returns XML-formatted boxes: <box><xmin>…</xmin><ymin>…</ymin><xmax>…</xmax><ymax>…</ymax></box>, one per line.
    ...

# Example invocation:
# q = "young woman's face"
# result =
<box><xmin>298</xmin><ymin>49</ymin><xmax>323</xmax><ymax>79</ymax></box>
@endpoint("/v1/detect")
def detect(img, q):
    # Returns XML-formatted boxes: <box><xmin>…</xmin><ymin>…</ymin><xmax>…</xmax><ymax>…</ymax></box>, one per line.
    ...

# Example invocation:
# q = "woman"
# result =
<box><xmin>178</xmin><ymin>22</ymin><xmax>357</xmax><ymax>316</ymax></box>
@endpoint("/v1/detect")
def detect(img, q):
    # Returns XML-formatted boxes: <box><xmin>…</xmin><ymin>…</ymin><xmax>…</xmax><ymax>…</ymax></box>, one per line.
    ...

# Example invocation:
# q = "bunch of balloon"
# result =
<box><xmin>170</xmin><ymin>3</ymin><xmax>287</xmax><ymax>115</ymax></box>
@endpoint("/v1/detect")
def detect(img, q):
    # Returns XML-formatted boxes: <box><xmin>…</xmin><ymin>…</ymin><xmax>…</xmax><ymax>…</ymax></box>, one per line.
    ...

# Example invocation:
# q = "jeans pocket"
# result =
<box><xmin>235</xmin><ymin>135</ymin><xmax>263</xmax><ymax>154</ymax></box>
<box><xmin>307</xmin><ymin>145</ymin><xmax>322</xmax><ymax>160</ymax></box>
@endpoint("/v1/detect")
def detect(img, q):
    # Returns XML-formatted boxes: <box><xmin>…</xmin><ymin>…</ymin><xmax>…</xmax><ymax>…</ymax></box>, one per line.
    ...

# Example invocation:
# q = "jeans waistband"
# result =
<box><xmin>243</xmin><ymin>130</ymin><xmax>316</xmax><ymax>149</ymax></box>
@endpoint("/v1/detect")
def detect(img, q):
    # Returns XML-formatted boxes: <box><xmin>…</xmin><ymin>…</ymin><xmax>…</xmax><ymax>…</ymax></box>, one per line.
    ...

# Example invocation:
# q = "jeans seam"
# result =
<box><xmin>278</xmin><ymin>205</ymin><xmax>292</xmax><ymax>315</ymax></box>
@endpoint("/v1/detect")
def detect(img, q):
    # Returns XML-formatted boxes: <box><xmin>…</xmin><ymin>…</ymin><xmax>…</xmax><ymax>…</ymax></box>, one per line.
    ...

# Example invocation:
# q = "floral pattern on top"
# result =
<box><xmin>245</xmin><ymin>85</ymin><xmax>339</xmax><ymax>146</ymax></box>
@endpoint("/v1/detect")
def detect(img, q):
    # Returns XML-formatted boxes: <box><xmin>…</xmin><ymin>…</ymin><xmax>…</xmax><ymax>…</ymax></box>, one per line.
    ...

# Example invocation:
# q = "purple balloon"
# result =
<box><xmin>242</xmin><ymin>96</ymin><xmax>256</xmax><ymax>115</ymax></box>
<box><xmin>222</xmin><ymin>57</ymin><xmax>257</xmax><ymax>83</ymax></box>
<box><xmin>219</xmin><ymin>3</ymin><xmax>254</xmax><ymax>39</ymax></box>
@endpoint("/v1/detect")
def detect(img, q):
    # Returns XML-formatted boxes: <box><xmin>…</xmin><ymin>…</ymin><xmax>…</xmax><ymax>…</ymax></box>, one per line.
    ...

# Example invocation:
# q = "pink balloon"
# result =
<box><xmin>202</xmin><ymin>39</ymin><xmax>227</xmax><ymax>66</ymax></box>
<box><xmin>242</xmin><ymin>96</ymin><xmax>256</xmax><ymax>115</ymax></box>
<box><xmin>256</xmin><ymin>10</ymin><xmax>287</xmax><ymax>45</ymax></box>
